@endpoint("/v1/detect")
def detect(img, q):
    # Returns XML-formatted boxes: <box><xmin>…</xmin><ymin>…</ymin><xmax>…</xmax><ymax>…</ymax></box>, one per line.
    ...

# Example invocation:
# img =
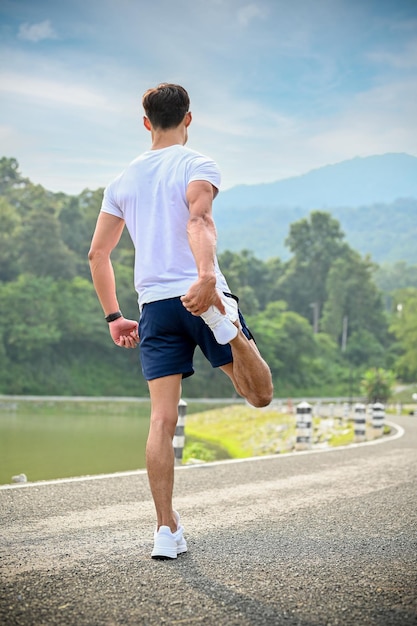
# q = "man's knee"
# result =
<box><xmin>149</xmin><ymin>414</ymin><xmax>178</xmax><ymax>438</ymax></box>
<box><xmin>248</xmin><ymin>385</ymin><xmax>274</xmax><ymax>408</ymax></box>
<box><xmin>253</xmin><ymin>395</ymin><xmax>273</xmax><ymax>408</ymax></box>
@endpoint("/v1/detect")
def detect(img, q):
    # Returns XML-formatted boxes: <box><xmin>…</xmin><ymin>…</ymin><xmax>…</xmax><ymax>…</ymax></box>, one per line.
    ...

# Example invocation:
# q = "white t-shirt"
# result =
<box><xmin>101</xmin><ymin>144</ymin><xmax>230</xmax><ymax>308</ymax></box>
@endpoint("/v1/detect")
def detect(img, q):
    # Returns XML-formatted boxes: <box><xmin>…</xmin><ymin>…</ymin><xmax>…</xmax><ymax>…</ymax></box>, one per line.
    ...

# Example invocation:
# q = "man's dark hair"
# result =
<box><xmin>142</xmin><ymin>83</ymin><xmax>190</xmax><ymax>130</ymax></box>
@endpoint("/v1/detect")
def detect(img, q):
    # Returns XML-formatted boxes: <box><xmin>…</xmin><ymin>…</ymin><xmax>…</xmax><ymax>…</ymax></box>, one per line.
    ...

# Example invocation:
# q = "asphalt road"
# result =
<box><xmin>1</xmin><ymin>415</ymin><xmax>416</xmax><ymax>626</ymax></box>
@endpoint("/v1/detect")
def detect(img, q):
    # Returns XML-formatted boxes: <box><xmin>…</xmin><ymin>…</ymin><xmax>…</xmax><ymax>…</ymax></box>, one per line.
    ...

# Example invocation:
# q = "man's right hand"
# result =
<box><xmin>180</xmin><ymin>278</ymin><xmax>226</xmax><ymax>316</ymax></box>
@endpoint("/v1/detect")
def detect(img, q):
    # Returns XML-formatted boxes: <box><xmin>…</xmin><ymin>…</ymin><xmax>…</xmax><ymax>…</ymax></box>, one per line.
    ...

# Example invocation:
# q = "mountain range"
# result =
<box><xmin>213</xmin><ymin>153</ymin><xmax>417</xmax><ymax>264</ymax></box>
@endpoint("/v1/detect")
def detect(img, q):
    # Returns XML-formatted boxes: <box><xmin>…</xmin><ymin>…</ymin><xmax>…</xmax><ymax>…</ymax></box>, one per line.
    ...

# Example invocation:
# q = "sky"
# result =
<box><xmin>0</xmin><ymin>0</ymin><xmax>416</xmax><ymax>195</ymax></box>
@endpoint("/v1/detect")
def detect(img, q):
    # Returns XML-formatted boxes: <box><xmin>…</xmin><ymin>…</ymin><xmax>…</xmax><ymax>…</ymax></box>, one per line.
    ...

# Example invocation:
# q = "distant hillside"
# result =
<box><xmin>214</xmin><ymin>153</ymin><xmax>417</xmax><ymax>263</ymax></box>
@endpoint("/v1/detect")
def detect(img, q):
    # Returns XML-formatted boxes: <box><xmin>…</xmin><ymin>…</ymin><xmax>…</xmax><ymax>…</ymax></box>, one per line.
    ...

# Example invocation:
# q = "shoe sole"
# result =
<box><xmin>151</xmin><ymin>554</ymin><xmax>176</xmax><ymax>560</ymax></box>
<box><xmin>151</xmin><ymin>540</ymin><xmax>187</xmax><ymax>560</ymax></box>
<box><xmin>151</xmin><ymin>548</ymin><xmax>187</xmax><ymax>561</ymax></box>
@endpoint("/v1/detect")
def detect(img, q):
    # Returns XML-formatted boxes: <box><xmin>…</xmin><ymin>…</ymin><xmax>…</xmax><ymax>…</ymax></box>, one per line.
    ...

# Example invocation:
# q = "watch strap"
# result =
<box><xmin>105</xmin><ymin>311</ymin><xmax>122</xmax><ymax>323</ymax></box>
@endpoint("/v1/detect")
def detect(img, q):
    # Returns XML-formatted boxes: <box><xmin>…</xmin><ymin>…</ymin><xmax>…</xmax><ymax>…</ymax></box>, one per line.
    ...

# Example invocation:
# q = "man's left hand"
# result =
<box><xmin>108</xmin><ymin>317</ymin><xmax>139</xmax><ymax>348</ymax></box>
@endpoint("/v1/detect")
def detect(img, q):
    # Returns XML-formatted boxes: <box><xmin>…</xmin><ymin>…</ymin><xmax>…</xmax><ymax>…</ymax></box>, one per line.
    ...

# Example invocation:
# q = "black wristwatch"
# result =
<box><xmin>105</xmin><ymin>311</ymin><xmax>122</xmax><ymax>323</ymax></box>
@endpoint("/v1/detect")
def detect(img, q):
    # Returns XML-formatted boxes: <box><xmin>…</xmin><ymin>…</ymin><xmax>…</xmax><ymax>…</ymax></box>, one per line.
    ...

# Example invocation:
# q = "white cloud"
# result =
<box><xmin>0</xmin><ymin>124</ymin><xmax>38</xmax><ymax>165</ymax></box>
<box><xmin>0</xmin><ymin>72</ymin><xmax>115</xmax><ymax>110</ymax></box>
<box><xmin>237</xmin><ymin>3</ymin><xmax>268</xmax><ymax>27</ymax></box>
<box><xmin>368</xmin><ymin>38</ymin><xmax>417</xmax><ymax>70</ymax></box>
<box><xmin>18</xmin><ymin>20</ymin><xmax>57</xmax><ymax>43</ymax></box>
<box><xmin>284</xmin><ymin>78</ymin><xmax>417</xmax><ymax>177</ymax></box>
<box><xmin>189</xmin><ymin>68</ymin><xmax>417</xmax><ymax>190</ymax></box>
<box><xmin>0</xmin><ymin>124</ymin><xmax>15</xmax><ymax>141</ymax></box>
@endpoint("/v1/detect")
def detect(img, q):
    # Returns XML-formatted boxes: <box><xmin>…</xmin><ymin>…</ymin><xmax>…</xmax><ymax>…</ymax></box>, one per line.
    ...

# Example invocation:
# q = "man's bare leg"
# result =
<box><xmin>221</xmin><ymin>330</ymin><xmax>273</xmax><ymax>407</ymax></box>
<box><xmin>146</xmin><ymin>374</ymin><xmax>182</xmax><ymax>533</ymax></box>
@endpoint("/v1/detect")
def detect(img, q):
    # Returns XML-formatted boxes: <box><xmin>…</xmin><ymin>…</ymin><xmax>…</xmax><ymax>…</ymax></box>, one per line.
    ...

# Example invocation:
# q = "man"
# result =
<box><xmin>88</xmin><ymin>83</ymin><xmax>273</xmax><ymax>560</ymax></box>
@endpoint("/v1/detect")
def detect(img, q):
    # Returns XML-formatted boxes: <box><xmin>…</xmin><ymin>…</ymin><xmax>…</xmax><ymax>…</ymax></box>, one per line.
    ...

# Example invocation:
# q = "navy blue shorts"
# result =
<box><xmin>138</xmin><ymin>295</ymin><xmax>254</xmax><ymax>381</ymax></box>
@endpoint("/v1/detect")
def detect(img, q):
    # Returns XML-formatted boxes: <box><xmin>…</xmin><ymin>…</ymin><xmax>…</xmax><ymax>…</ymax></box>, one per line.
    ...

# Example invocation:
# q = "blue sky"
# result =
<box><xmin>1</xmin><ymin>0</ymin><xmax>416</xmax><ymax>194</ymax></box>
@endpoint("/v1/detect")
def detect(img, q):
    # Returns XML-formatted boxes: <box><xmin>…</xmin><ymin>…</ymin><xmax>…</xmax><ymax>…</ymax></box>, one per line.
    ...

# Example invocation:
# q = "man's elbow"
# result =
<box><xmin>188</xmin><ymin>213</ymin><xmax>215</xmax><ymax>230</ymax></box>
<box><xmin>87</xmin><ymin>247</ymin><xmax>96</xmax><ymax>264</ymax></box>
<box><xmin>88</xmin><ymin>246</ymin><xmax>107</xmax><ymax>266</ymax></box>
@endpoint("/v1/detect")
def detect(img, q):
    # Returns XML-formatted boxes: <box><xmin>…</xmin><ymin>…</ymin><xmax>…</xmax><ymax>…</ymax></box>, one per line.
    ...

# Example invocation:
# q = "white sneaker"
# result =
<box><xmin>173</xmin><ymin>510</ymin><xmax>187</xmax><ymax>555</ymax></box>
<box><xmin>200</xmin><ymin>293</ymin><xmax>239</xmax><ymax>344</ymax></box>
<box><xmin>151</xmin><ymin>510</ymin><xmax>187</xmax><ymax>560</ymax></box>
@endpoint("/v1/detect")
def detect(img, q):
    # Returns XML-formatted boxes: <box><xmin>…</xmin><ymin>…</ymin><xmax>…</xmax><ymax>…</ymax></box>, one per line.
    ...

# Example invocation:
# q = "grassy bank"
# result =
<box><xmin>182</xmin><ymin>405</ymin><xmax>356</xmax><ymax>463</ymax></box>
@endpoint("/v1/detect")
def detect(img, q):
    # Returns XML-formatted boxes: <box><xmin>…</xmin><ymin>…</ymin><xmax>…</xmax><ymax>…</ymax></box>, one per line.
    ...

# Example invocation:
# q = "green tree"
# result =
<box><xmin>0</xmin><ymin>196</ymin><xmax>21</xmax><ymax>281</ymax></box>
<box><xmin>264</xmin><ymin>256</ymin><xmax>286</xmax><ymax>304</ymax></box>
<box><xmin>0</xmin><ymin>275</ymin><xmax>61</xmax><ymax>365</ymax></box>
<box><xmin>18</xmin><ymin>209</ymin><xmax>77</xmax><ymax>279</ymax></box>
<box><xmin>373</xmin><ymin>261</ymin><xmax>417</xmax><ymax>293</ymax></box>
<box><xmin>59</xmin><ymin>196</ymin><xmax>98</xmax><ymax>278</ymax></box>
<box><xmin>360</xmin><ymin>368</ymin><xmax>396</xmax><ymax>403</ymax></box>
<box><xmin>321</xmin><ymin>251</ymin><xmax>388</xmax><ymax>349</ymax></box>
<box><xmin>59</xmin><ymin>196</ymin><xmax>89</xmax><ymax>254</ymax></box>
<box><xmin>248</xmin><ymin>301</ymin><xmax>316</xmax><ymax>391</ymax></box>
<box><xmin>0</xmin><ymin>157</ymin><xmax>27</xmax><ymax>193</ymax></box>
<box><xmin>279</xmin><ymin>211</ymin><xmax>349</xmax><ymax>323</ymax></box>
<box><xmin>53</xmin><ymin>277</ymin><xmax>107</xmax><ymax>346</ymax></box>
<box><xmin>218</xmin><ymin>249</ymin><xmax>273</xmax><ymax>311</ymax></box>
<box><xmin>343</xmin><ymin>329</ymin><xmax>386</xmax><ymax>368</ymax></box>
<box><xmin>235</xmin><ymin>286</ymin><xmax>260</xmax><ymax>316</ymax></box>
<box><xmin>307</xmin><ymin>332</ymin><xmax>355</xmax><ymax>396</ymax></box>
<box><xmin>373</xmin><ymin>261</ymin><xmax>417</xmax><ymax>313</ymax></box>
<box><xmin>390</xmin><ymin>288</ymin><xmax>417</xmax><ymax>381</ymax></box>
<box><xmin>78</xmin><ymin>188</ymin><xmax>105</xmax><ymax>236</ymax></box>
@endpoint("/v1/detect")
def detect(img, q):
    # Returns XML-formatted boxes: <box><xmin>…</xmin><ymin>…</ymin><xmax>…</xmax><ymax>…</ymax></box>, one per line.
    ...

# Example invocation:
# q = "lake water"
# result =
<box><xmin>0</xmin><ymin>399</ymin><xmax>155</xmax><ymax>485</ymax></box>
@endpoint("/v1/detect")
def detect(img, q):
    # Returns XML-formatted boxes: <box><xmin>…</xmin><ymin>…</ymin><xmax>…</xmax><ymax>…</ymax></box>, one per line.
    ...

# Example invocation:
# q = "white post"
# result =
<box><xmin>173</xmin><ymin>399</ymin><xmax>187</xmax><ymax>465</ymax></box>
<box><xmin>295</xmin><ymin>402</ymin><xmax>312</xmax><ymax>451</ymax></box>
<box><xmin>372</xmin><ymin>402</ymin><xmax>385</xmax><ymax>438</ymax></box>
<box><xmin>354</xmin><ymin>403</ymin><xmax>366</xmax><ymax>442</ymax></box>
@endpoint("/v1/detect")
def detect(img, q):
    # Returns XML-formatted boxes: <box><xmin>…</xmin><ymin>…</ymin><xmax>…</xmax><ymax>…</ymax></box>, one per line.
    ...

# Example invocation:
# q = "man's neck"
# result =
<box><xmin>150</xmin><ymin>128</ymin><xmax>186</xmax><ymax>150</ymax></box>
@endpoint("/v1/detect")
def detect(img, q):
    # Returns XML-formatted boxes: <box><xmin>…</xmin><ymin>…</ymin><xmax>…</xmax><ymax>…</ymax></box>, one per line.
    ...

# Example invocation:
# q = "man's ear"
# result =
<box><xmin>143</xmin><ymin>116</ymin><xmax>152</xmax><ymax>131</ymax></box>
<box><xmin>185</xmin><ymin>111</ymin><xmax>192</xmax><ymax>127</ymax></box>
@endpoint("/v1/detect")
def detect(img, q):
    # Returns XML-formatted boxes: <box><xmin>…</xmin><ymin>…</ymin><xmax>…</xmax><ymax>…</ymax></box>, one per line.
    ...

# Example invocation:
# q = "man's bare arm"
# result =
<box><xmin>181</xmin><ymin>180</ymin><xmax>225</xmax><ymax>315</ymax></box>
<box><xmin>88</xmin><ymin>212</ymin><xmax>139</xmax><ymax>348</ymax></box>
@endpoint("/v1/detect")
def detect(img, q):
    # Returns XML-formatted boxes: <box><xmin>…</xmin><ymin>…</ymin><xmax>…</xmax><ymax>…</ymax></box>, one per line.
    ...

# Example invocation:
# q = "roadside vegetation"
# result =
<box><xmin>182</xmin><ymin>404</ymin><xmax>358</xmax><ymax>463</ymax></box>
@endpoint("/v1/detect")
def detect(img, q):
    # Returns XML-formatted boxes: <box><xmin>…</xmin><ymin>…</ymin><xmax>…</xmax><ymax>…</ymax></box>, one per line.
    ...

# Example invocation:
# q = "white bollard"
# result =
<box><xmin>372</xmin><ymin>402</ymin><xmax>385</xmax><ymax>438</ymax></box>
<box><xmin>173</xmin><ymin>399</ymin><xmax>187</xmax><ymax>465</ymax></box>
<box><xmin>295</xmin><ymin>402</ymin><xmax>312</xmax><ymax>451</ymax></box>
<box><xmin>354</xmin><ymin>403</ymin><xmax>366</xmax><ymax>442</ymax></box>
